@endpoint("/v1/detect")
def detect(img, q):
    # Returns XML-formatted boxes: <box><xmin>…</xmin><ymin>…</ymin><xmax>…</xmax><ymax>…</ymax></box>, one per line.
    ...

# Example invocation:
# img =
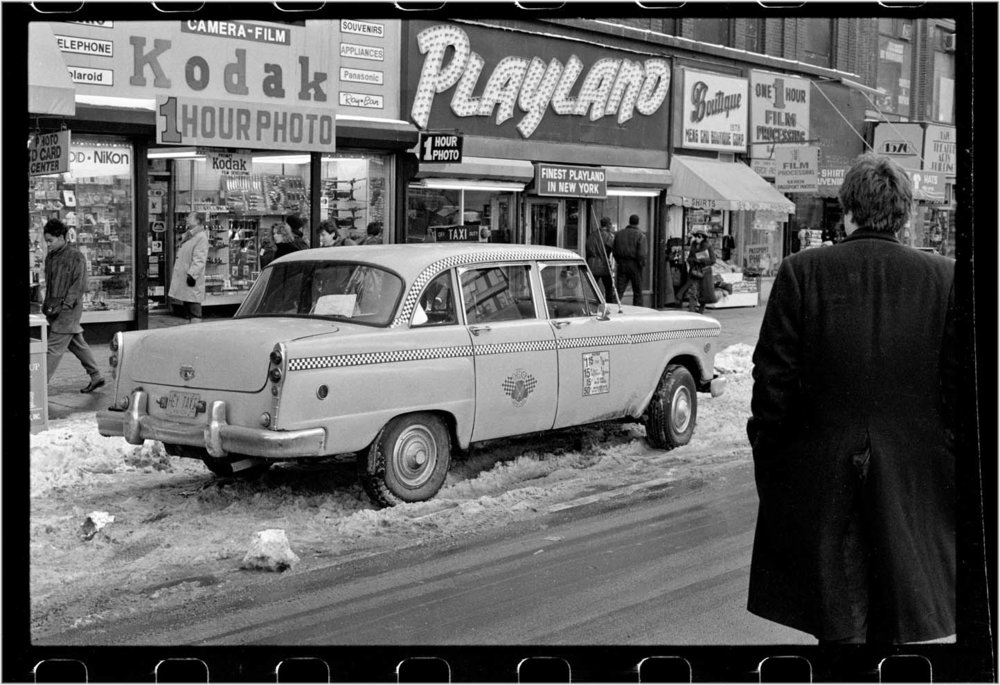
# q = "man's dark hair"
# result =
<box><xmin>43</xmin><ymin>218</ymin><xmax>68</xmax><ymax>238</ymax></box>
<box><xmin>838</xmin><ymin>153</ymin><xmax>913</xmax><ymax>234</ymax></box>
<box><xmin>628</xmin><ymin>214</ymin><xmax>640</xmax><ymax>226</ymax></box>
<box><xmin>285</xmin><ymin>214</ymin><xmax>304</xmax><ymax>236</ymax></box>
<box><xmin>600</xmin><ymin>216</ymin><xmax>612</xmax><ymax>228</ymax></box>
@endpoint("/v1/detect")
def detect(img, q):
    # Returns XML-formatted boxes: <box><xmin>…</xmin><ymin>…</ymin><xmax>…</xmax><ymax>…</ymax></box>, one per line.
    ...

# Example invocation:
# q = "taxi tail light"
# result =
<box><xmin>268</xmin><ymin>343</ymin><xmax>287</xmax><ymax>393</ymax></box>
<box><xmin>109</xmin><ymin>333</ymin><xmax>123</xmax><ymax>379</ymax></box>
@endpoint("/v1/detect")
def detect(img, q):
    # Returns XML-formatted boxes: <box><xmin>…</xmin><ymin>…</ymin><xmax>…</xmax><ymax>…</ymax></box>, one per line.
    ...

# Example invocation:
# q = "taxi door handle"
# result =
<box><xmin>469</xmin><ymin>325</ymin><xmax>492</xmax><ymax>336</ymax></box>
<box><xmin>552</xmin><ymin>320</ymin><xmax>572</xmax><ymax>329</ymax></box>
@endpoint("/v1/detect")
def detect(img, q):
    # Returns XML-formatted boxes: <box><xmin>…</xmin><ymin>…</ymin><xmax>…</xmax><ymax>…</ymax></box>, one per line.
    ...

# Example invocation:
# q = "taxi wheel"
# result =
<box><xmin>645</xmin><ymin>364</ymin><xmax>697</xmax><ymax>449</ymax></box>
<box><xmin>360</xmin><ymin>413</ymin><xmax>452</xmax><ymax>507</ymax></box>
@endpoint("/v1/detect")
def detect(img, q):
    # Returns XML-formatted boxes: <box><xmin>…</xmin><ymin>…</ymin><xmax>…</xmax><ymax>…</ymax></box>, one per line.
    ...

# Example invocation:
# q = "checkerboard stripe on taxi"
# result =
<box><xmin>287</xmin><ymin>328</ymin><xmax>718</xmax><ymax>372</ymax></box>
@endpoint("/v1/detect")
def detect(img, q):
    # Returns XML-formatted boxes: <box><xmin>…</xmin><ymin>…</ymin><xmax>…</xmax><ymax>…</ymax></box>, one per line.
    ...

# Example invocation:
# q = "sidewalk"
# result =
<box><xmin>46</xmin><ymin>308</ymin><xmax>190</xmax><ymax>421</ymax></box>
<box><xmin>44</xmin><ymin>304</ymin><xmax>765</xmax><ymax>422</ymax></box>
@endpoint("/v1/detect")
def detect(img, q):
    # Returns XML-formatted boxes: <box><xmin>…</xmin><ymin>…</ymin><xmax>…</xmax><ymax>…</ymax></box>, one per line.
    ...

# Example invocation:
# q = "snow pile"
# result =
<box><xmin>715</xmin><ymin>343</ymin><xmax>755</xmax><ymax>375</ymax></box>
<box><xmin>30</xmin><ymin>343</ymin><xmax>760</xmax><ymax>639</ymax></box>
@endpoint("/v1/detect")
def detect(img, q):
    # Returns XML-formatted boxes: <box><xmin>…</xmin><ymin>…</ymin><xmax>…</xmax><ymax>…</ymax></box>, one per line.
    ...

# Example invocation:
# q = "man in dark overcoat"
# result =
<box><xmin>612</xmin><ymin>214</ymin><xmax>647</xmax><ymax>307</ymax></box>
<box><xmin>42</xmin><ymin>218</ymin><xmax>106</xmax><ymax>392</ymax></box>
<box><xmin>747</xmin><ymin>153</ymin><xmax>957</xmax><ymax>644</ymax></box>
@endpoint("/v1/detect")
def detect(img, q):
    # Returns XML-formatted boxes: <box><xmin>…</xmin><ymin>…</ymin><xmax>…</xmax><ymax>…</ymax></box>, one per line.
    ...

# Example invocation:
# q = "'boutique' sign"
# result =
<box><xmin>679</xmin><ymin>68</ymin><xmax>749</xmax><ymax>153</ymax></box>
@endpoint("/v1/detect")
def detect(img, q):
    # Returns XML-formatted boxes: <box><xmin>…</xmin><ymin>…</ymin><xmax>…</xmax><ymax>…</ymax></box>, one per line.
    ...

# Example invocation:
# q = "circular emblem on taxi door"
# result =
<box><xmin>180</xmin><ymin>365</ymin><xmax>195</xmax><ymax>381</ymax></box>
<box><xmin>502</xmin><ymin>368</ymin><xmax>537</xmax><ymax>408</ymax></box>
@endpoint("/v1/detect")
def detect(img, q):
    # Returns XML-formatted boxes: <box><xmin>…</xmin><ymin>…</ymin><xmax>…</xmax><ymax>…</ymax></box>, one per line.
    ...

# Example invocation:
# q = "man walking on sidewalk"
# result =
<box><xmin>41</xmin><ymin>219</ymin><xmax>105</xmax><ymax>393</ymax></box>
<box><xmin>747</xmin><ymin>153</ymin><xmax>957</xmax><ymax>644</ymax></box>
<box><xmin>612</xmin><ymin>214</ymin><xmax>647</xmax><ymax>307</ymax></box>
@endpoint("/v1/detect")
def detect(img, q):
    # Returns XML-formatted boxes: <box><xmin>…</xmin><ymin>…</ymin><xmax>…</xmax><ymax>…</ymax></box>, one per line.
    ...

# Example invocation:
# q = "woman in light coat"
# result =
<box><xmin>168</xmin><ymin>211</ymin><xmax>209</xmax><ymax>323</ymax></box>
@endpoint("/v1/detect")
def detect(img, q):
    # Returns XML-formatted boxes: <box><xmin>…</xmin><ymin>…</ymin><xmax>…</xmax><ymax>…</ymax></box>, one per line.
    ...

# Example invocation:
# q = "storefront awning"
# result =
<box><xmin>29</xmin><ymin>23</ymin><xmax>76</xmax><ymax>116</ymax></box>
<box><xmin>666</xmin><ymin>156</ymin><xmax>795</xmax><ymax>214</ymax></box>
<box><xmin>416</xmin><ymin>156</ymin><xmax>535</xmax><ymax>183</ymax></box>
<box><xmin>605</xmin><ymin>165</ymin><xmax>672</xmax><ymax>188</ymax></box>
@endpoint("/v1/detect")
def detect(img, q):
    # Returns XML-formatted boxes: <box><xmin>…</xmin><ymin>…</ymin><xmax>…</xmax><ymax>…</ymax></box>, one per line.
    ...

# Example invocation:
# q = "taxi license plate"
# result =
<box><xmin>165</xmin><ymin>391</ymin><xmax>200</xmax><ymax>418</ymax></box>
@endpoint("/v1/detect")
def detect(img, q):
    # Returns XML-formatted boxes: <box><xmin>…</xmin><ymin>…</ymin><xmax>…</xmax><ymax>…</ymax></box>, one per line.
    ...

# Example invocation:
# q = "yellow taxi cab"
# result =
<box><xmin>98</xmin><ymin>244</ymin><xmax>725</xmax><ymax>506</ymax></box>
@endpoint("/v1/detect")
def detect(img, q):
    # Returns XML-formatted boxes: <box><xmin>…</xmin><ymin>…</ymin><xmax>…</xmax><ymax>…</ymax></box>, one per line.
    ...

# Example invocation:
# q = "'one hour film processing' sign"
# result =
<box><xmin>535</xmin><ymin>163</ymin><xmax>607</xmax><ymax>198</ymax></box>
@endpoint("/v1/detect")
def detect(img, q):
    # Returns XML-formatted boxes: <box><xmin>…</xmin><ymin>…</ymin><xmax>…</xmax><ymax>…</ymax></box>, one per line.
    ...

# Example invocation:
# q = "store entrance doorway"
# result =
<box><xmin>526</xmin><ymin>199</ymin><xmax>560</xmax><ymax>247</ymax></box>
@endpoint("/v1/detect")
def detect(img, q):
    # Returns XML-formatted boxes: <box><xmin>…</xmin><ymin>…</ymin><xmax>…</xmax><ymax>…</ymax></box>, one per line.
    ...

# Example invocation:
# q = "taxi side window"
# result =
<box><xmin>541</xmin><ymin>264</ymin><xmax>601</xmax><ymax>318</ymax></box>
<box><xmin>413</xmin><ymin>272</ymin><xmax>457</xmax><ymax>327</ymax></box>
<box><xmin>461</xmin><ymin>265</ymin><xmax>536</xmax><ymax>324</ymax></box>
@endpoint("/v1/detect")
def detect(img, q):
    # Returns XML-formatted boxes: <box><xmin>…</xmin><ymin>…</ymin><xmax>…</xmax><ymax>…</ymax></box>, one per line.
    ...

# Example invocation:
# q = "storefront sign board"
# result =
<box><xmin>923</xmin><ymin>125</ymin><xmax>956</xmax><ymax>175</ymax></box>
<box><xmin>678</xmin><ymin>68</ymin><xmax>748</xmax><ymax>153</ymax></box>
<box><xmin>873</xmin><ymin>123</ymin><xmax>925</xmax><ymax>170</ymax></box>
<box><xmin>29</xmin><ymin>130</ymin><xmax>71</xmax><ymax>176</ymax></box>
<box><xmin>200</xmin><ymin>148</ymin><xmax>252</xmax><ymax>175</ymax></box>
<box><xmin>774</xmin><ymin>146</ymin><xmax>819</xmax><ymax>192</ymax></box>
<box><xmin>405</xmin><ymin>21</ymin><xmax>670</xmax><ymax>147</ymax></box>
<box><xmin>909</xmin><ymin>170</ymin><xmax>946</xmax><ymax>202</ymax></box>
<box><xmin>40</xmin><ymin>20</ymin><xmax>403</xmax><ymax>119</ymax></box>
<box><xmin>810</xmin><ymin>81</ymin><xmax>867</xmax><ymax>197</ymax></box>
<box><xmin>156</xmin><ymin>96</ymin><xmax>336</xmax><ymax>152</ymax></box>
<box><xmin>535</xmin><ymin>163</ymin><xmax>607</xmax><ymax>198</ymax></box>
<box><xmin>418</xmin><ymin>131</ymin><xmax>464</xmax><ymax>163</ymax></box>
<box><xmin>69</xmin><ymin>139</ymin><xmax>131</xmax><ymax>178</ymax></box>
<box><xmin>750</xmin><ymin>70</ymin><xmax>810</xmax><ymax>164</ymax></box>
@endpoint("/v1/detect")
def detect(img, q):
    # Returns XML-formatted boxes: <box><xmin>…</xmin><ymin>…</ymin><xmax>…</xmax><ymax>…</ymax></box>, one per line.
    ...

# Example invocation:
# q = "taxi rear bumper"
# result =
<box><xmin>97</xmin><ymin>390</ymin><xmax>326</xmax><ymax>459</ymax></box>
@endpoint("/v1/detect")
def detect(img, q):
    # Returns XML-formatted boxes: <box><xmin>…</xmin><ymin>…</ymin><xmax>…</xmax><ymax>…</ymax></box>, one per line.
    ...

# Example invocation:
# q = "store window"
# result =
<box><xmin>690</xmin><ymin>18</ymin><xmax>730</xmax><ymax>46</ymax></box>
<box><xmin>30</xmin><ymin>135</ymin><xmax>135</xmax><ymax>319</ymax></box>
<box><xmin>407</xmin><ymin>185</ymin><xmax>517</xmax><ymax>244</ymax></box>
<box><xmin>801</xmin><ymin>18</ymin><xmax>833</xmax><ymax>68</ymax></box>
<box><xmin>876</xmin><ymin>21</ymin><xmax>913</xmax><ymax>116</ymax></box>
<box><xmin>930</xmin><ymin>28</ymin><xmax>956</xmax><ymax>124</ymax></box>
<box><xmin>164</xmin><ymin>152</ymin><xmax>311</xmax><ymax>306</ymax></box>
<box><xmin>321</xmin><ymin>153</ymin><xmax>390</xmax><ymax>245</ymax></box>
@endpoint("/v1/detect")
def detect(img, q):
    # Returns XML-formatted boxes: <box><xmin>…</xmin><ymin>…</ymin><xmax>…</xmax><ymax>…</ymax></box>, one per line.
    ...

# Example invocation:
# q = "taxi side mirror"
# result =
<box><xmin>596</xmin><ymin>302</ymin><xmax>612</xmax><ymax>321</ymax></box>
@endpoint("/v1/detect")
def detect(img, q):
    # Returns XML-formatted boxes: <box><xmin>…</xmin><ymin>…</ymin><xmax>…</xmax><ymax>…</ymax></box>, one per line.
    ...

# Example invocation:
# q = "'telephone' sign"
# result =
<box><xmin>156</xmin><ymin>96</ymin><xmax>336</xmax><ymax>152</ymax></box>
<box><xmin>418</xmin><ymin>132</ymin><xmax>463</xmax><ymax>162</ymax></box>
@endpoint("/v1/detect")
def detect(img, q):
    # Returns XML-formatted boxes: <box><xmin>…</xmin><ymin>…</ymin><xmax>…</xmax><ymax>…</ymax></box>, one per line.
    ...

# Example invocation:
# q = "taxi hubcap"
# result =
<box><xmin>393</xmin><ymin>425</ymin><xmax>437</xmax><ymax>487</ymax></box>
<box><xmin>671</xmin><ymin>386</ymin><xmax>692</xmax><ymax>434</ymax></box>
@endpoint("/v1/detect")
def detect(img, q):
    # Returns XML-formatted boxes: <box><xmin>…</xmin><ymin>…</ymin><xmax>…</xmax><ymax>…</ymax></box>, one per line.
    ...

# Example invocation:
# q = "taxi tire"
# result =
<box><xmin>644</xmin><ymin>364</ymin><xmax>697</xmax><ymax>449</ymax></box>
<box><xmin>360</xmin><ymin>413</ymin><xmax>452</xmax><ymax>507</ymax></box>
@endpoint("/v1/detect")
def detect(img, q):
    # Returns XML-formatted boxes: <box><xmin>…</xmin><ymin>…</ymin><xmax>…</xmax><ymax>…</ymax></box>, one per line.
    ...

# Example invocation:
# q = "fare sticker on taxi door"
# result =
<box><xmin>582</xmin><ymin>351</ymin><xmax>610</xmax><ymax>396</ymax></box>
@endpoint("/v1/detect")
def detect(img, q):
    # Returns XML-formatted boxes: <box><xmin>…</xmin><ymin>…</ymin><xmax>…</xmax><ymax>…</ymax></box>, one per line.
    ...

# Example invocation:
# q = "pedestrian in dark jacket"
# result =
<box><xmin>41</xmin><ymin>219</ymin><xmax>105</xmax><ymax>392</ymax></box>
<box><xmin>272</xmin><ymin>221</ymin><xmax>306</xmax><ymax>259</ymax></box>
<box><xmin>284</xmin><ymin>215</ymin><xmax>310</xmax><ymax>251</ymax></box>
<box><xmin>747</xmin><ymin>153</ymin><xmax>958</xmax><ymax>644</ymax></box>
<box><xmin>675</xmin><ymin>232</ymin><xmax>716</xmax><ymax>313</ymax></box>
<box><xmin>611</xmin><ymin>214</ymin><xmax>647</xmax><ymax>306</ymax></box>
<box><xmin>586</xmin><ymin>216</ymin><xmax>616</xmax><ymax>302</ymax></box>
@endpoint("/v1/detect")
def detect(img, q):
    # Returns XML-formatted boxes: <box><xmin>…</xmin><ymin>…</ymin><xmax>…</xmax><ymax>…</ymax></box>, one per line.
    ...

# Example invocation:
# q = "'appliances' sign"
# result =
<box><xmin>406</xmin><ymin>22</ymin><xmax>670</xmax><ymax>147</ymax></box>
<box><xmin>679</xmin><ymin>68</ymin><xmax>748</xmax><ymax>152</ymax></box>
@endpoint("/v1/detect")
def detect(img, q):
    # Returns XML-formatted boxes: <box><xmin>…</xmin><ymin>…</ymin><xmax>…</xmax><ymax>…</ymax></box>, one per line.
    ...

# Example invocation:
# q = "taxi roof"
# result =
<box><xmin>272</xmin><ymin>243</ymin><xmax>583</xmax><ymax>284</ymax></box>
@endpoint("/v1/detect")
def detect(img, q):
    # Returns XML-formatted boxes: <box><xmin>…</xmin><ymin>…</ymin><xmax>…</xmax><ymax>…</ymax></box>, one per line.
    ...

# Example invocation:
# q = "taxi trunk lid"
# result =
<box><xmin>126</xmin><ymin>318</ymin><xmax>339</xmax><ymax>392</ymax></box>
